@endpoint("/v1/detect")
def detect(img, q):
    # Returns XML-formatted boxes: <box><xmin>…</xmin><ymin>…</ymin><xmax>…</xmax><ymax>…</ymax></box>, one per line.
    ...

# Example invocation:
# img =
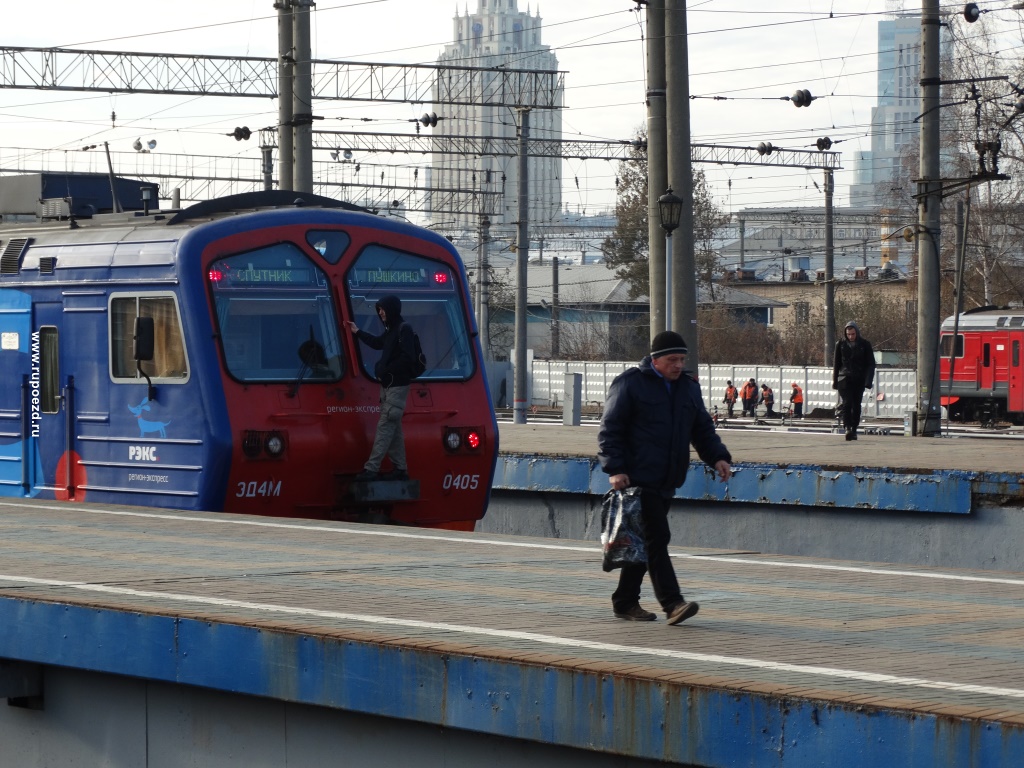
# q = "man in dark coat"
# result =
<box><xmin>345</xmin><ymin>295</ymin><xmax>418</xmax><ymax>479</ymax></box>
<box><xmin>832</xmin><ymin>320</ymin><xmax>876</xmax><ymax>441</ymax></box>
<box><xmin>597</xmin><ymin>331</ymin><xmax>732</xmax><ymax>625</ymax></box>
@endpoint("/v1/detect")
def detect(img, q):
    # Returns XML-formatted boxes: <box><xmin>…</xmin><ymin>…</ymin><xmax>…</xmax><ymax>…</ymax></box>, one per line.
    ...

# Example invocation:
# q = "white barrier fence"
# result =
<box><xmin>514</xmin><ymin>360</ymin><xmax>917</xmax><ymax>420</ymax></box>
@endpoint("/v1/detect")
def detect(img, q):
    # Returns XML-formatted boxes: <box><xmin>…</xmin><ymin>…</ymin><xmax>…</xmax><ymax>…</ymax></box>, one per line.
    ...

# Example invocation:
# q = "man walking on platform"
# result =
<box><xmin>598</xmin><ymin>331</ymin><xmax>732</xmax><ymax>626</ymax></box>
<box><xmin>833</xmin><ymin>320</ymin><xmax>876</xmax><ymax>441</ymax></box>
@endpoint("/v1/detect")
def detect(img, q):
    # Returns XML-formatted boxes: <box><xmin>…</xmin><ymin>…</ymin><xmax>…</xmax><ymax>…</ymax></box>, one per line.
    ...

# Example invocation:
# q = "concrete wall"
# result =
<box><xmin>0</xmin><ymin>666</ymin><xmax>664</xmax><ymax>768</ymax></box>
<box><xmin>479</xmin><ymin>491</ymin><xmax>1024</xmax><ymax>573</ymax></box>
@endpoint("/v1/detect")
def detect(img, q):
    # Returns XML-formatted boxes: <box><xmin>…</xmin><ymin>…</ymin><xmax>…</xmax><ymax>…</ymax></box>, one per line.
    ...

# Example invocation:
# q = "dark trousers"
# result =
<box><xmin>838</xmin><ymin>384</ymin><xmax>865</xmax><ymax>430</ymax></box>
<box><xmin>793</xmin><ymin>402</ymin><xmax>803</xmax><ymax>418</ymax></box>
<box><xmin>612</xmin><ymin>490</ymin><xmax>683</xmax><ymax>612</ymax></box>
<box><xmin>742</xmin><ymin>398</ymin><xmax>754</xmax><ymax>416</ymax></box>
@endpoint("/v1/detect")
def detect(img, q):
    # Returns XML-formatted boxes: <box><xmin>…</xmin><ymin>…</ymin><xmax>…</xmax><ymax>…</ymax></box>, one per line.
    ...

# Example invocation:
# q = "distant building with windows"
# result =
<box><xmin>427</xmin><ymin>0</ymin><xmax>563</xmax><ymax>233</ymax></box>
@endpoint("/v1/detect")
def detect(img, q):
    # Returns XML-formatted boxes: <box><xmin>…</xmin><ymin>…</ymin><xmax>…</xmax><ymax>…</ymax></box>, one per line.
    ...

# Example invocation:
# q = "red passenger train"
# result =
<box><xmin>0</xmin><ymin>191</ymin><xmax>497</xmax><ymax>529</ymax></box>
<box><xmin>939</xmin><ymin>307</ymin><xmax>1024</xmax><ymax>425</ymax></box>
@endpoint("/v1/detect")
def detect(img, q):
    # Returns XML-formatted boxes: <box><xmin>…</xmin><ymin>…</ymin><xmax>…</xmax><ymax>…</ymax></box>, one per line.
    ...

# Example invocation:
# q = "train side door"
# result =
<box><xmin>979</xmin><ymin>341</ymin><xmax>995</xmax><ymax>390</ymax></box>
<box><xmin>1009</xmin><ymin>333</ymin><xmax>1024</xmax><ymax>415</ymax></box>
<box><xmin>30</xmin><ymin>301</ymin><xmax>79</xmax><ymax>500</ymax></box>
<box><xmin>0</xmin><ymin>290</ymin><xmax>33</xmax><ymax>496</ymax></box>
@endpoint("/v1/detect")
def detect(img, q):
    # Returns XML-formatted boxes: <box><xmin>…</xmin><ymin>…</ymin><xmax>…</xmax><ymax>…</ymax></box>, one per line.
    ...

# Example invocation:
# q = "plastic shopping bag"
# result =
<box><xmin>600</xmin><ymin>487</ymin><xmax>647</xmax><ymax>572</ymax></box>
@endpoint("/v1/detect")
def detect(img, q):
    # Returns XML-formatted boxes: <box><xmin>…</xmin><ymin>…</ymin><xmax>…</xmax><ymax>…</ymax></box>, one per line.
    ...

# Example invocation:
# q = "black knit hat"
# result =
<box><xmin>650</xmin><ymin>330</ymin><xmax>688</xmax><ymax>358</ymax></box>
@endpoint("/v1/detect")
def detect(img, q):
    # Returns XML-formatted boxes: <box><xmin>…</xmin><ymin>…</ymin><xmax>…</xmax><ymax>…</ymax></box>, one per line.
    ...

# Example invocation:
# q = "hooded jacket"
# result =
<box><xmin>355</xmin><ymin>295</ymin><xmax>417</xmax><ymax>387</ymax></box>
<box><xmin>833</xmin><ymin>321</ymin><xmax>876</xmax><ymax>389</ymax></box>
<box><xmin>598</xmin><ymin>356</ymin><xmax>731</xmax><ymax>497</ymax></box>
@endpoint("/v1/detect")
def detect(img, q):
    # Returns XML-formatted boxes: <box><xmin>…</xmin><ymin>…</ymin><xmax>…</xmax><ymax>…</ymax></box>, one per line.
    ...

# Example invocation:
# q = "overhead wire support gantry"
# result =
<box><xmin>0</xmin><ymin>46</ymin><xmax>564</xmax><ymax>109</ymax></box>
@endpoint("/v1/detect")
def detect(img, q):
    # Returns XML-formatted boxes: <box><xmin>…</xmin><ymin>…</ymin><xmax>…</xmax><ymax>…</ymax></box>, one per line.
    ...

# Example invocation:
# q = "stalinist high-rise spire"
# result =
<box><xmin>427</xmin><ymin>0</ymin><xmax>563</xmax><ymax>233</ymax></box>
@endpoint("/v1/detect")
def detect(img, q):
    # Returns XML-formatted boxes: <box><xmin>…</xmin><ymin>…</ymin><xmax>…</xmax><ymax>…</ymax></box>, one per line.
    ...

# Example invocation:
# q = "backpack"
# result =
<box><xmin>403</xmin><ymin>323</ymin><xmax>427</xmax><ymax>378</ymax></box>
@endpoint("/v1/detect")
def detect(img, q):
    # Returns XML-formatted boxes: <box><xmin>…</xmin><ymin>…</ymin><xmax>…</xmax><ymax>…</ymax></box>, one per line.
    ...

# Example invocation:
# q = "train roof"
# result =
<box><xmin>0</xmin><ymin>191</ymin><xmax>459</xmax><ymax>275</ymax></box>
<box><xmin>942</xmin><ymin>307</ymin><xmax>1024</xmax><ymax>330</ymax></box>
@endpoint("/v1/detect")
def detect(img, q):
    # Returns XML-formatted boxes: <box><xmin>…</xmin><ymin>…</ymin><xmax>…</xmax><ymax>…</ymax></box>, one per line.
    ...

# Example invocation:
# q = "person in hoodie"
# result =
<box><xmin>344</xmin><ymin>295</ymin><xmax>417</xmax><ymax>480</ymax></box>
<box><xmin>597</xmin><ymin>331</ymin><xmax>732</xmax><ymax>626</ymax></box>
<box><xmin>832</xmin><ymin>320</ymin><xmax>876</xmax><ymax>441</ymax></box>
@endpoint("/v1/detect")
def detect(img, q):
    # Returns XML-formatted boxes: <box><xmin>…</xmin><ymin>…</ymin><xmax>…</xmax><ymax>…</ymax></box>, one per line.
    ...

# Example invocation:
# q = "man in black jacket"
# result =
<box><xmin>345</xmin><ymin>295</ymin><xmax>417</xmax><ymax>480</ymax></box>
<box><xmin>832</xmin><ymin>320</ymin><xmax>876</xmax><ymax>441</ymax></box>
<box><xmin>597</xmin><ymin>331</ymin><xmax>732</xmax><ymax>625</ymax></box>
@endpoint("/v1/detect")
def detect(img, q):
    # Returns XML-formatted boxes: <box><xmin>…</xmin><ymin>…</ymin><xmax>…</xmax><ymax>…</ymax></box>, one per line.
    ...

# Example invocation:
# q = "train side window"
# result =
<box><xmin>1010</xmin><ymin>317</ymin><xmax>1024</xmax><ymax>327</ymax></box>
<box><xmin>306</xmin><ymin>230</ymin><xmax>351</xmax><ymax>265</ymax></box>
<box><xmin>110</xmin><ymin>294</ymin><xmax>189</xmax><ymax>382</ymax></box>
<box><xmin>346</xmin><ymin>245</ymin><xmax>473</xmax><ymax>381</ymax></box>
<box><xmin>39</xmin><ymin>326</ymin><xmax>60</xmax><ymax>413</ymax></box>
<box><xmin>983</xmin><ymin>343</ymin><xmax>991</xmax><ymax>367</ymax></box>
<box><xmin>940</xmin><ymin>334</ymin><xmax>963</xmax><ymax>357</ymax></box>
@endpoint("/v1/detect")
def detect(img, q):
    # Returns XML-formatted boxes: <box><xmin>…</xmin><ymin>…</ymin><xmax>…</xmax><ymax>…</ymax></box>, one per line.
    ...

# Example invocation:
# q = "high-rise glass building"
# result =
<box><xmin>848</xmin><ymin>13</ymin><xmax>921</xmax><ymax>207</ymax></box>
<box><xmin>428</xmin><ymin>0</ymin><xmax>562</xmax><ymax>233</ymax></box>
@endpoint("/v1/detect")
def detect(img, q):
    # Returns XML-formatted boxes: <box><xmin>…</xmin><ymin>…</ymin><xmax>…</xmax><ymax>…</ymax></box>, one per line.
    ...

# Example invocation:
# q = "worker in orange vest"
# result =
<box><xmin>759</xmin><ymin>384</ymin><xmax>776</xmax><ymax>417</ymax></box>
<box><xmin>739</xmin><ymin>378</ymin><xmax>758</xmax><ymax>417</ymax></box>
<box><xmin>790</xmin><ymin>383</ymin><xmax>804</xmax><ymax>418</ymax></box>
<box><xmin>723</xmin><ymin>381</ymin><xmax>738</xmax><ymax>418</ymax></box>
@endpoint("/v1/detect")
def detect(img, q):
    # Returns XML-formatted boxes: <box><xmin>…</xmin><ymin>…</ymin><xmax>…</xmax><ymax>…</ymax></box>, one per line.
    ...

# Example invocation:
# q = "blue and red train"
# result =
<box><xmin>0</xmin><ymin>190</ymin><xmax>497</xmax><ymax>528</ymax></box>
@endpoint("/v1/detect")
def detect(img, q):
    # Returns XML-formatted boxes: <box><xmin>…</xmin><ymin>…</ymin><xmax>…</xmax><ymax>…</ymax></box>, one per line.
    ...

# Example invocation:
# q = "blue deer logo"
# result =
<box><xmin>128</xmin><ymin>398</ymin><xmax>171</xmax><ymax>438</ymax></box>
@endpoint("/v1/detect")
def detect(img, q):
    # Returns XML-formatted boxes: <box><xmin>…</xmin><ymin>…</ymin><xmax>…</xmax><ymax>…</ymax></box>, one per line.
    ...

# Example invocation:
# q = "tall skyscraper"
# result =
<box><xmin>848</xmin><ymin>12</ymin><xmax>921</xmax><ymax>208</ymax></box>
<box><xmin>428</xmin><ymin>0</ymin><xmax>562</xmax><ymax>234</ymax></box>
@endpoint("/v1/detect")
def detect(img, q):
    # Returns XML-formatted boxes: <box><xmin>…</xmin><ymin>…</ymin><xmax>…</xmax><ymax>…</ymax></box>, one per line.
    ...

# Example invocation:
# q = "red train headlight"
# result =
<box><xmin>443</xmin><ymin>428</ymin><xmax>484</xmax><ymax>453</ymax></box>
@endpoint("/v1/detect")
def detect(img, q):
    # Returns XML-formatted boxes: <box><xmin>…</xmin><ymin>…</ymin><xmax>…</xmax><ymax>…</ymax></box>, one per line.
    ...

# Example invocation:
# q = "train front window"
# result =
<box><xmin>346</xmin><ymin>245</ymin><xmax>473</xmax><ymax>381</ymax></box>
<box><xmin>209</xmin><ymin>243</ymin><xmax>343</xmax><ymax>383</ymax></box>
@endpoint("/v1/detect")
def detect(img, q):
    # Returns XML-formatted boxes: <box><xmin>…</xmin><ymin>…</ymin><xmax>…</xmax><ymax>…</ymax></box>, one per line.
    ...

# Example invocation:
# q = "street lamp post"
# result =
<box><xmin>658</xmin><ymin>187</ymin><xmax>683</xmax><ymax>332</ymax></box>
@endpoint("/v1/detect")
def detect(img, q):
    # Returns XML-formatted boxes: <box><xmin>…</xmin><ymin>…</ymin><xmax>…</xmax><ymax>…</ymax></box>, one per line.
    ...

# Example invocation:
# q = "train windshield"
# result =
<box><xmin>208</xmin><ymin>243</ymin><xmax>343</xmax><ymax>383</ymax></box>
<box><xmin>346</xmin><ymin>245</ymin><xmax>474</xmax><ymax>381</ymax></box>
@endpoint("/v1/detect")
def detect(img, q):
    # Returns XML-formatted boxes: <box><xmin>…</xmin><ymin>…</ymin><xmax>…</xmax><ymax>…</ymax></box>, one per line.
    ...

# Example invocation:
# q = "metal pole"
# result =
<box><xmin>666</xmin><ymin>0</ymin><xmax>698</xmax><ymax>368</ymax></box>
<box><xmin>513</xmin><ymin>108</ymin><xmax>531</xmax><ymax>425</ymax></box>
<box><xmin>823</xmin><ymin>169</ymin><xmax>835</xmax><ymax>365</ymax></box>
<box><xmin>946</xmin><ymin>196</ymin><xmax>970</xmax><ymax>425</ymax></box>
<box><xmin>292</xmin><ymin>0</ymin><xmax>314</xmax><ymax>193</ymax></box>
<box><xmin>664</xmin><ymin>230</ymin><xmax>673</xmax><ymax>331</ymax></box>
<box><xmin>552</xmin><ymin>256</ymin><xmax>560</xmax><ymax>358</ymax></box>
<box><xmin>102</xmin><ymin>142</ymin><xmax>123</xmax><ymax>213</ymax></box>
<box><xmin>276</xmin><ymin>0</ymin><xmax>294</xmax><ymax>191</ymax></box>
<box><xmin>477</xmin><ymin>213</ymin><xmax>490</xmax><ymax>359</ymax></box>
<box><xmin>646</xmin><ymin>0</ymin><xmax>667</xmax><ymax>342</ymax></box>
<box><xmin>261</xmin><ymin>145</ymin><xmax>274</xmax><ymax>191</ymax></box>
<box><xmin>917</xmin><ymin>0</ymin><xmax>943</xmax><ymax>436</ymax></box>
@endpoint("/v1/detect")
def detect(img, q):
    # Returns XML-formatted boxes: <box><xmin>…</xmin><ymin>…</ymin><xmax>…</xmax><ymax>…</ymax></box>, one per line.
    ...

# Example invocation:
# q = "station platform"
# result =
<box><xmin>1</xmin><ymin>499</ymin><xmax>1022</xmax><ymax>767</ymax></box>
<box><xmin>495</xmin><ymin>423</ymin><xmax>1024</xmax><ymax>514</ymax></box>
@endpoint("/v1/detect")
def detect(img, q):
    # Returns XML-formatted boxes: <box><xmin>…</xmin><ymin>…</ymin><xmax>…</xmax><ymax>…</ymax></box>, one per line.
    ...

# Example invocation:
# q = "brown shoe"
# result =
<box><xmin>666</xmin><ymin>601</ymin><xmax>699</xmax><ymax>625</ymax></box>
<box><xmin>613</xmin><ymin>604</ymin><xmax>657</xmax><ymax>621</ymax></box>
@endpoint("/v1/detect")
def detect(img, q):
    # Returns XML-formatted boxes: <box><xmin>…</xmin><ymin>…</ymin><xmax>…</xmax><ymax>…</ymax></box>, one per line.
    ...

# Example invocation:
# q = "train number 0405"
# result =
<box><xmin>442</xmin><ymin>473</ymin><xmax>480</xmax><ymax>491</ymax></box>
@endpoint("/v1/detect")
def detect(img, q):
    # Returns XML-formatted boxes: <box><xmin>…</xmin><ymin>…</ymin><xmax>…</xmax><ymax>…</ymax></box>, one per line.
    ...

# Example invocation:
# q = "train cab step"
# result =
<box><xmin>344</xmin><ymin>476</ymin><xmax>420</xmax><ymax>503</ymax></box>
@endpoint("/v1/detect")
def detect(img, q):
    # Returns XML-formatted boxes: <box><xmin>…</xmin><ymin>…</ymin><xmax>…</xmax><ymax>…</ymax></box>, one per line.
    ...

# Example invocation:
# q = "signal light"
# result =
<box><xmin>433</xmin><ymin>272</ymin><xmax>448</xmax><ymax>284</ymax></box>
<box><xmin>444</xmin><ymin>430</ymin><xmax>462</xmax><ymax>451</ymax></box>
<box><xmin>791</xmin><ymin>88</ymin><xmax>813</xmax><ymax>108</ymax></box>
<box><xmin>466</xmin><ymin>431</ymin><xmax>481</xmax><ymax>450</ymax></box>
<box><xmin>208</xmin><ymin>269</ymin><xmax>224</xmax><ymax>282</ymax></box>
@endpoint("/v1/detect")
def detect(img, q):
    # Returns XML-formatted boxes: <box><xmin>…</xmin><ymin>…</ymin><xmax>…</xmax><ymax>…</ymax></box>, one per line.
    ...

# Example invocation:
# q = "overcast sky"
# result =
<box><xmin>2</xmin><ymin>1</ymin><xmax>1015</xmax><ymax>218</ymax></box>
